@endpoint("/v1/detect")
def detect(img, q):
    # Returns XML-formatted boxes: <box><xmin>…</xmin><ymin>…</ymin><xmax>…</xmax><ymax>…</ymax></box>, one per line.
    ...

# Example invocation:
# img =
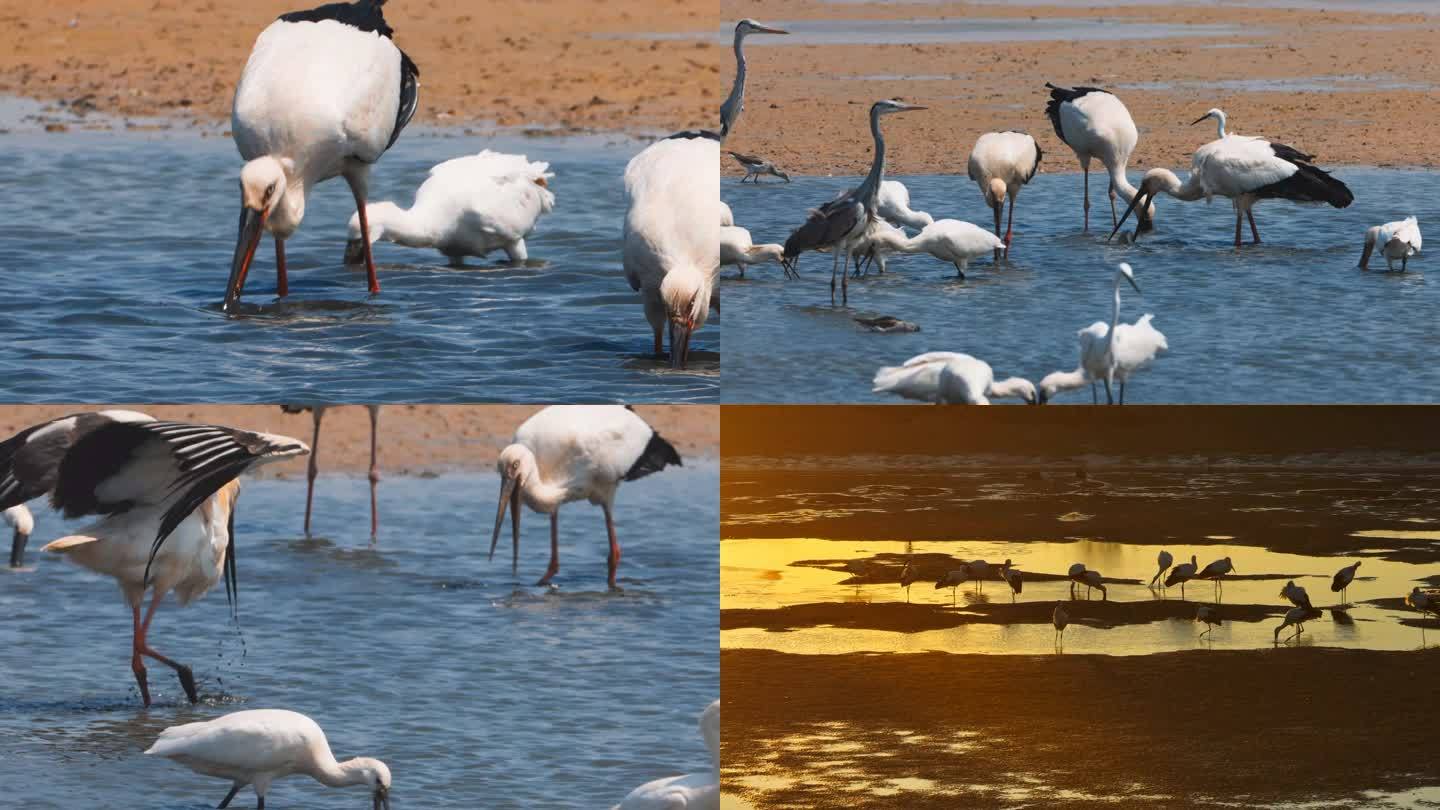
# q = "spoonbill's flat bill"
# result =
<box><xmin>226</xmin><ymin>0</ymin><xmax>420</xmax><ymax>312</ymax></box>
<box><xmin>613</xmin><ymin>700</ymin><xmax>719</xmax><ymax>809</ymax></box>
<box><xmin>490</xmin><ymin>406</ymin><xmax>682</xmax><ymax>590</ymax></box>
<box><xmin>0</xmin><ymin>411</ymin><xmax>308</xmax><ymax>705</ymax></box>
<box><xmin>968</xmin><ymin>131</ymin><xmax>1042</xmax><ymax>258</ymax></box>
<box><xmin>147</xmin><ymin>709</ymin><xmax>391</xmax><ymax>809</ymax></box>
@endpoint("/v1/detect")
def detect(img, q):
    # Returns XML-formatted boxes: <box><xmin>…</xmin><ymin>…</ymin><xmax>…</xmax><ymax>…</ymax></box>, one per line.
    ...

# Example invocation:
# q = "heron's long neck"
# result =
<box><xmin>857</xmin><ymin>109</ymin><xmax>886</xmax><ymax>208</ymax></box>
<box><xmin>719</xmin><ymin>30</ymin><xmax>747</xmax><ymax>138</ymax></box>
<box><xmin>312</xmin><ymin>756</ymin><xmax>369</xmax><ymax>789</ymax></box>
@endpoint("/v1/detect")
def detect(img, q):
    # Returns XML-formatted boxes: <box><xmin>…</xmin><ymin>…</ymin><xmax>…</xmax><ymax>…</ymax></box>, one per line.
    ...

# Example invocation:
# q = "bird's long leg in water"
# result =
<box><xmin>1247</xmin><ymin>208</ymin><xmax>1262</xmax><ymax>244</ymax></box>
<box><xmin>1082</xmin><ymin>165</ymin><xmax>1090</xmax><ymax>233</ymax></box>
<box><xmin>304</xmin><ymin>408</ymin><xmax>324</xmax><ymax>536</ymax></box>
<box><xmin>367</xmin><ymin>405</ymin><xmax>380</xmax><ymax>540</ymax></box>
<box><xmin>1109</xmin><ymin>180</ymin><xmax>1118</xmax><ymax>228</ymax></box>
<box><xmin>537</xmin><ymin>512</ymin><xmax>560</xmax><ymax>586</ymax></box>
<box><xmin>1005</xmin><ymin>194</ymin><xmax>1016</xmax><ymax>259</ymax></box>
<box><xmin>218</xmin><ymin>785</ymin><xmax>243</xmax><ymax>809</ymax></box>
<box><xmin>830</xmin><ymin>246</ymin><xmax>841</xmax><ymax>303</ymax></box>
<box><xmin>604</xmin><ymin>503</ymin><xmax>623</xmax><ymax>591</ymax></box>
<box><xmin>133</xmin><ymin>594</ymin><xmax>198</xmax><ymax>705</ymax></box>
<box><xmin>1234</xmin><ymin>210</ymin><xmax>1244</xmax><ymax>250</ymax></box>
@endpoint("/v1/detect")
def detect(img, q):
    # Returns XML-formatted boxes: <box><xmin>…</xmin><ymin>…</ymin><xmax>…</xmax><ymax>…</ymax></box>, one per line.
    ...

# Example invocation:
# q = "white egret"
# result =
<box><xmin>873</xmin><ymin>352</ymin><xmax>1039</xmax><ymax>405</ymax></box>
<box><xmin>1080</xmin><ymin>263</ymin><xmax>1167</xmax><ymax>405</ymax></box>
<box><xmin>862</xmin><ymin>219</ymin><xmax>1006</xmax><ymax>279</ymax></box>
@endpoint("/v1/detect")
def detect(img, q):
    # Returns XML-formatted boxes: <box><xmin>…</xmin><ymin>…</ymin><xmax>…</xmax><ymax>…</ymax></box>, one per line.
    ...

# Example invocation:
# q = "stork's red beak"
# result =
<box><xmin>225</xmin><ymin>206</ymin><xmax>268</xmax><ymax>313</ymax></box>
<box><xmin>669</xmin><ymin>317</ymin><xmax>696</xmax><ymax>369</ymax></box>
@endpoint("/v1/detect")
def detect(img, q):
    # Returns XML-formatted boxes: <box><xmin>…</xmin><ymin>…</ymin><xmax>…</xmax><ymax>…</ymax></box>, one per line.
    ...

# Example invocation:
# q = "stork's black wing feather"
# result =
<box><xmin>1254</xmin><ymin>143</ymin><xmax>1353</xmax><ymax>209</ymax></box>
<box><xmin>1044</xmin><ymin>83</ymin><xmax>1107</xmax><ymax>146</ymax></box>
<box><xmin>0</xmin><ymin>420</ymin><xmax>56</xmax><ymax>510</ymax></box>
<box><xmin>0</xmin><ymin>412</ymin><xmax>130</xmax><ymax>511</ymax></box>
<box><xmin>1268</xmin><ymin>141</ymin><xmax>1315</xmax><ymax>165</ymax></box>
<box><xmin>624</xmin><ymin>431</ymin><xmax>682</xmax><ymax>482</ymax></box>
<box><xmin>385</xmin><ymin>50</ymin><xmax>420</xmax><ymax>152</ymax></box>
<box><xmin>279</xmin><ymin>0</ymin><xmax>393</xmax><ymax>35</ymax></box>
<box><xmin>665</xmin><ymin>129</ymin><xmax>722</xmax><ymax>142</ymax></box>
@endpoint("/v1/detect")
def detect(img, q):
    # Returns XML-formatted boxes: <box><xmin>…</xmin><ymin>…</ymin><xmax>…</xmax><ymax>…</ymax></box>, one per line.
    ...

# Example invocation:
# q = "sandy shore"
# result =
<box><xmin>724</xmin><ymin>1</ymin><xmax>1440</xmax><ymax>175</ymax></box>
<box><xmin>0</xmin><ymin>405</ymin><xmax>717</xmax><ymax>479</ymax></box>
<box><xmin>723</xmin><ymin>647</ymin><xmax>1440</xmax><ymax>808</ymax></box>
<box><xmin>0</xmin><ymin>0</ymin><xmax>715</xmax><ymax>136</ymax></box>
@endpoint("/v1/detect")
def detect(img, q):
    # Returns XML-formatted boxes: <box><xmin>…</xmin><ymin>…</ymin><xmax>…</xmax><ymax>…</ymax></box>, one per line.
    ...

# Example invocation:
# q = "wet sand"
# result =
<box><xmin>724</xmin><ymin>1</ymin><xmax>1440</xmax><ymax>175</ymax></box>
<box><xmin>723</xmin><ymin>646</ymin><xmax>1440</xmax><ymax>808</ymax></box>
<box><xmin>0</xmin><ymin>404</ymin><xmax>718</xmax><ymax>478</ymax></box>
<box><xmin>0</xmin><ymin>0</ymin><xmax>715</xmax><ymax>135</ymax></box>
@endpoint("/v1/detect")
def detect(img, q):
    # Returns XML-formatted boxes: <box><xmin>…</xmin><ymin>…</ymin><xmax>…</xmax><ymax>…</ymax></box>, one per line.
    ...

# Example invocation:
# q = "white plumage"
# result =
<box><xmin>1280</xmin><ymin>580</ymin><xmax>1312</xmax><ymax>610</ymax></box>
<box><xmin>1274</xmin><ymin>605</ymin><xmax>1318</xmax><ymax>643</ymax></box>
<box><xmin>1331</xmin><ymin>560</ymin><xmax>1362</xmax><ymax>602</ymax></box>
<box><xmin>491</xmin><ymin>406</ymin><xmax>682</xmax><ymax>590</ymax></box>
<box><xmin>873</xmin><ymin>352</ymin><xmax>1038</xmax><ymax>405</ymax></box>
<box><xmin>1360</xmin><ymin>216</ymin><xmax>1421</xmax><ymax>271</ymax></box>
<box><xmin>345</xmin><ymin>151</ymin><xmax>555</xmax><ymax>265</ymax></box>
<box><xmin>613</xmin><ymin>700</ymin><xmax>719</xmax><ymax>810</ymax></box>
<box><xmin>623</xmin><ymin>136</ymin><xmax>720</xmax><ymax>368</ymax></box>
<box><xmin>1075</xmin><ymin>263</ymin><xmax>1167</xmax><ymax>405</ymax></box>
<box><xmin>720</xmin><ymin>225</ymin><xmax>784</xmax><ymax>277</ymax></box>
<box><xmin>1164</xmin><ymin>554</ymin><xmax>1199</xmax><ymax>599</ymax></box>
<box><xmin>4</xmin><ymin>503</ymin><xmax>32</xmax><ymax>568</ymax></box>
<box><xmin>876</xmin><ymin>180</ymin><xmax>934</xmax><ymax>230</ymax></box>
<box><xmin>863</xmin><ymin>219</ymin><xmax>1006</xmax><ymax>279</ymax></box>
<box><xmin>1045</xmin><ymin>84</ymin><xmax>1152</xmax><ymax>233</ymax></box>
<box><xmin>146</xmin><ymin>709</ymin><xmax>391</xmax><ymax>810</ymax></box>
<box><xmin>967</xmin><ymin>131</ymin><xmax>1042</xmax><ymax>258</ymax></box>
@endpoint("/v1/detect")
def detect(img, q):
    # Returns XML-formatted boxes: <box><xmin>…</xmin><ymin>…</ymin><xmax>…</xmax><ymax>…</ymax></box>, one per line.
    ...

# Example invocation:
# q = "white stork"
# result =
<box><xmin>1274</xmin><ymin>605</ymin><xmax>1320</xmax><ymax>643</ymax></box>
<box><xmin>1150</xmin><ymin>550</ymin><xmax>1173</xmax><ymax>591</ymax></box>
<box><xmin>146</xmin><ymin>709</ymin><xmax>391</xmax><ymax>809</ymax></box>
<box><xmin>1195</xmin><ymin>604</ymin><xmax>1222</xmax><ymax>639</ymax></box>
<box><xmin>613</xmin><ymin>700</ymin><xmax>719</xmax><ymax>810</ymax></box>
<box><xmin>1053</xmin><ymin>602</ymin><xmax>1070</xmax><ymax>647</ymax></box>
<box><xmin>225</xmin><ymin>0</ymin><xmax>420</xmax><ymax>312</ymax></box>
<box><xmin>4</xmin><ymin>503</ymin><xmax>32</xmax><ymax>568</ymax></box>
<box><xmin>344</xmin><ymin>151</ymin><xmax>555</xmax><ymax>266</ymax></box>
<box><xmin>1280</xmin><ymin>580</ymin><xmax>1313</xmax><ymax>610</ymax></box>
<box><xmin>720</xmin><ymin>225</ymin><xmax>786</xmax><ymax>278</ymax></box>
<box><xmin>1165</xmin><ymin>555</ymin><xmax>1199</xmax><ymax>599</ymax></box>
<box><xmin>1044</xmin><ymin>83</ymin><xmax>1153</xmax><ymax>234</ymax></box>
<box><xmin>876</xmin><ymin>180</ymin><xmax>934</xmax><ymax>230</ymax></box>
<box><xmin>490</xmin><ymin>406</ymin><xmax>682</xmax><ymax>590</ymax></box>
<box><xmin>280</xmin><ymin>405</ymin><xmax>382</xmax><ymax>539</ymax></box>
<box><xmin>1197</xmin><ymin>556</ymin><xmax>1236</xmax><ymax>601</ymax></box>
<box><xmin>872</xmin><ymin>352</ymin><xmax>1039</xmax><ymax>405</ymax></box>
<box><xmin>967</xmin><ymin>131</ymin><xmax>1042</xmax><ymax>259</ymax></box>
<box><xmin>1112</xmin><ymin>108</ymin><xmax>1353</xmax><ymax>248</ymax></box>
<box><xmin>1331</xmin><ymin>560</ymin><xmax>1362</xmax><ymax>603</ymax></box>
<box><xmin>1359</xmin><ymin>216</ymin><xmax>1421</xmax><ymax>271</ymax></box>
<box><xmin>861</xmin><ymin>219</ymin><xmax>1005</xmax><ymax>279</ymax></box>
<box><xmin>728</xmin><ymin>151</ymin><xmax>790</xmax><ymax>183</ymax></box>
<box><xmin>935</xmin><ymin>567</ymin><xmax>970</xmax><ymax>603</ymax></box>
<box><xmin>0</xmin><ymin>411</ymin><xmax>308</xmax><ymax>705</ymax></box>
<box><xmin>999</xmin><ymin>559</ymin><xmax>1023</xmax><ymax>602</ymax></box>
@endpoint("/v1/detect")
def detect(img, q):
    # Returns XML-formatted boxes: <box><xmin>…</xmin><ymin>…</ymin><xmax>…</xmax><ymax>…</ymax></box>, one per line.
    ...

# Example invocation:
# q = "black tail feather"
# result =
<box><xmin>1256</xmin><ymin>161</ymin><xmax>1354</xmax><ymax>208</ymax></box>
<box><xmin>624</xmin><ymin>432</ymin><xmax>682</xmax><ymax>482</ymax></box>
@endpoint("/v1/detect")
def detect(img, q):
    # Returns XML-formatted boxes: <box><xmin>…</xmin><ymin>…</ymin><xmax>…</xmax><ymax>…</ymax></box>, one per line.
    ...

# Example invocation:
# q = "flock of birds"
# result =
<box><xmin>896</xmin><ymin>551</ymin><xmax>1439</xmax><ymax>650</ymax></box>
<box><xmin>0</xmin><ymin>404</ymin><xmax>710</xmax><ymax>806</ymax></box>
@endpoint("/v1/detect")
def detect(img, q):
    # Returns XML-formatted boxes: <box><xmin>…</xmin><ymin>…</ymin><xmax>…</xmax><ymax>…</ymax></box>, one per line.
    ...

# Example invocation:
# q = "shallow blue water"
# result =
<box><xmin>0</xmin><ymin>129</ymin><xmax>717</xmax><ymax>403</ymax></box>
<box><xmin>0</xmin><ymin>465</ymin><xmax>718</xmax><ymax>808</ymax></box>
<box><xmin>721</xmin><ymin>168</ymin><xmax>1440</xmax><ymax>403</ymax></box>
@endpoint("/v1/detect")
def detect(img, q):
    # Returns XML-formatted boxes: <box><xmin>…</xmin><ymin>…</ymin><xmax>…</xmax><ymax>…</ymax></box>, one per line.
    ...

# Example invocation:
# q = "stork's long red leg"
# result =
<box><xmin>304</xmin><ymin>409</ymin><xmax>323</xmax><ymax>536</ymax></box>
<box><xmin>1234</xmin><ymin>211</ymin><xmax>1243</xmax><ymax>250</ymax></box>
<box><xmin>131</xmin><ymin>603</ymin><xmax>151</xmax><ymax>707</ymax></box>
<box><xmin>275</xmin><ymin>239</ymin><xmax>289</xmax><ymax>297</ymax></box>
<box><xmin>137</xmin><ymin>593</ymin><xmax>198</xmax><ymax>704</ymax></box>
<box><xmin>348</xmin><ymin>182</ymin><xmax>381</xmax><ymax>295</ymax></box>
<box><xmin>1246</xmin><ymin>208</ymin><xmax>1262</xmax><ymax>244</ymax></box>
<box><xmin>367</xmin><ymin>405</ymin><xmax>380</xmax><ymax>540</ymax></box>
<box><xmin>1004</xmin><ymin>195</ymin><xmax>1016</xmax><ymax>259</ymax></box>
<box><xmin>604</xmin><ymin>503</ymin><xmax>622</xmax><ymax>591</ymax></box>
<box><xmin>537</xmin><ymin>512</ymin><xmax>561</xmax><ymax>586</ymax></box>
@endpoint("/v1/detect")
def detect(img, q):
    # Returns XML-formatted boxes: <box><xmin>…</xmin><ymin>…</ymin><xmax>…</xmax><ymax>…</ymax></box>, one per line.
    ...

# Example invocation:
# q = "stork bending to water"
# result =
<box><xmin>968</xmin><ymin>131</ymin><xmax>1042</xmax><ymax>259</ymax></box>
<box><xmin>1044</xmin><ymin>84</ymin><xmax>1153</xmax><ymax>234</ymax></box>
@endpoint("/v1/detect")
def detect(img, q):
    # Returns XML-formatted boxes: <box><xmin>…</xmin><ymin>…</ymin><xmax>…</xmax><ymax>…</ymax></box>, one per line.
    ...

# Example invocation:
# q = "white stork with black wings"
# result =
<box><xmin>225</xmin><ymin>0</ymin><xmax>420</xmax><ymax>312</ymax></box>
<box><xmin>0</xmin><ymin>411</ymin><xmax>308</xmax><ymax>705</ymax></box>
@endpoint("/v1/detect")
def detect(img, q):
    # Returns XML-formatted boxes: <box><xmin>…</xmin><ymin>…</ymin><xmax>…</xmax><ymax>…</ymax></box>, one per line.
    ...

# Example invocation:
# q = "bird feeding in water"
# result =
<box><xmin>1331</xmin><ymin>560</ymin><xmax>1362</xmax><ymax>603</ymax></box>
<box><xmin>0</xmin><ymin>410</ymin><xmax>308</xmax><ymax>705</ymax></box>
<box><xmin>968</xmin><ymin>131</ymin><xmax>1042</xmax><ymax>259</ymax></box>
<box><xmin>721</xmin><ymin>225</ymin><xmax>787</xmax><ymax>279</ymax></box>
<box><xmin>1111</xmin><ymin>107</ymin><xmax>1353</xmax><ymax>248</ymax></box>
<box><xmin>876</xmin><ymin>180</ymin><xmax>935</xmax><ymax>231</ymax></box>
<box><xmin>4</xmin><ymin>503</ymin><xmax>32</xmax><ymax>568</ymax></box>
<box><xmin>613</xmin><ymin>700</ymin><xmax>720</xmax><ymax>810</ymax></box>
<box><xmin>1044</xmin><ymin>83</ymin><xmax>1153</xmax><ymax>234</ymax></box>
<box><xmin>1359</xmin><ymin>216</ymin><xmax>1421</xmax><ymax>271</ymax></box>
<box><xmin>780</xmin><ymin>100</ymin><xmax>927</xmax><ymax>304</ymax></box>
<box><xmin>872</xmin><ymin>352</ymin><xmax>1039</xmax><ymax>405</ymax></box>
<box><xmin>1195</xmin><ymin>604</ymin><xmax>1222</xmax><ymax>639</ymax></box>
<box><xmin>146</xmin><ymin>709</ymin><xmax>391</xmax><ymax>809</ymax></box>
<box><xmin>1150</xmin><ymin>550</ymin><xmax>1174</xmax><ymax>594</ymax></box>
<box><xmin>859</xmin><ymin>219</ymin><xmax>1006</xmax><ymax>280</ymax></box>
<box><xmin>729</xmin><ymin>151</ymin><xmax>791</xmax><ymax>183</ymax></box>
<box><xmin>1068</xmin><ymin>564</ymin><xmax>1107</xmax><ymax>600</ymax></box>
<box><xmin>1274</xmin><ymin>605</ymin><xmax>1320</xmax><ymax>643</ymax></box>
<box><xmin>280</xmin><ymin>405</ymin><xmax>382</xmax><ymax>539</ymax></box>
<box><xmin>343</xmin><ymin>151</ymin><xmax>555</xmax><ymax>266</ymax></box>
<box><xmin>225</xmin><ymin>0</ymin><xmax>420</xmax><ymax>312</ymax></box>
<box><xmin>490</xmin><ymin>406</ymin><xmax>682</xmax><ymax>591</ymax></box>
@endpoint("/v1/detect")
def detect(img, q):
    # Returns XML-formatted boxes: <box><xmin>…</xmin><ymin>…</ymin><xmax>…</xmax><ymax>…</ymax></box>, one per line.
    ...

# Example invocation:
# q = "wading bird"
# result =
<box><xmin>935</xmin><ymin>566</ymin><xmax>970</xmax><ymax>603</ymax></box>
<box><xmin>5</xmin><ymin>503</ymin><xmax>32</xmax><ymax>568</ymax></box>
<box><xmin>861</xmin><ymin>219</ymin><xmax>1006</xmax><ymax>279</ymax></box>
<box><xmin>872</xmin><ymin>352</ymin><xmax>1039</xmax><ymax>405</ymax></box>
<box><xmin>877</xmin><ymin>180</ymin><xmax>934</xmax><ymax>230</ymax></box>
<box><xmin>1053</xmin><ymin>602</ymin><xmax>1070</xmax><ymax>648</ymax></box>
<box><xmin>280</xmin><ymin>405</ymin><xmax>382</xmax><ymax>539</ymax></box>
<box><xmin>1082</xmin><ymin>263</ymin><xmax>1166</xmax><ymax>405</ymax></box>
<box><xmin>1111</xmin><ymin>108</ymin><xmax>1353</xmax><ymax>248</ymax></box>
<box><xmin>146</xmin><ymin>709</ymin><xmax>391</xmax><ymax>809</ymax></box>
<box><xmin>1280</xmin><ymin>580</ymin><xmax>1312</xmax><ymax>610</ymax></box>
<box><xmin>1331</xmin><ymin>561</ymin><xmax>1362</xmax><ymax>603</ymax></box>
<box><xmin>0</xmin><ymin>411</ymin><xmax>308</xmax><ymax>705</ymax></box>
<box><xmin>490</xmin><ymin>406</ymin><xmax>682</xmax><ymax>590</ymax></box>
<box><xmin>1407</xmin><ymin>586</ymin><xmax>1437</xmax><ymax>619</ymax></box>
<box><xmin>719</xmin><ymin>201</ymin><xmax>734</xmax><ymax>227</ymax></box>
<box><xmin>1150</xmin><ymin>550</ymin><xmax>1174</xmax><ymax>592</ymax></box>
<box><xmin>967</xmin><ymin>131</ymin><xmax>1042</xmax><ymax>259</ymax></box>
<box><xmin>721</xmin><ymin>225</ymin><xmax>787</xmax><ymax>278</ymax></box>
<box><xmin>900</xmin><ymin>559</ymin><xmax>918</xmax><ymax>602</ymax></box>
<box><xmin>226</xmin><ymin>0</ymin><xmax>420</xmax><ymax>312</ymax></box>
<box><xmin>1197</xmin><ymin>556</ymin><xmax>1236</xmax><ymax>601</ymax></box>
<box><xmin>729</xmin><ymin>151</ymin><xmax>790</xmax><ymax>183</ymax></box>
<box><xmin>1274</xmin><ymin>605</ymin><xmax>1319</xmax><ymax>643</ymax></box>
<box><xmin>1044</xmin><ymin>83</ymin><xmax>1152</xmax><ymax>233</ymax></box>
<box><xmin>614</xmin><ymin>700</ymin><xmax>719</xmax><ymax>810</ymax></box>
<box><xmin>1000</xmin><ymin>559</ymin><xmax>1023</xmax><ymax>602</ymax></box>
<box><xmin>717</xmin><ymin>19</ymin><xmax>789</xmax><ymax>140</ymax></box>
<box><xmin>1165</xmin><ymin>554</ymin><xmax>1199</xmax><ymax>599</ymax></box>
<box><xmin>1359</xmin><ymin>216</ymin><xmax>1421</xmax><ymax>271</ymax></box>
<box><xmin>1069</xmin><ymin>565</ymin><xmax>1107</xmax><ymax>601</ymax></box>
<box><xmin>343</xmin><ymin>151</ymin><xmax>554</xmax><ymax>266</ymax></box>
<box><xmin>781</xmin><ymin>100</ymin><xmax>927</xmax><ymax>304</ymax></box>
<box><xmin>967</xmin><ymin>559</ymin><xmax>992</xmax><ymax>593</ymax></box>
<box><xmin>1196</xmin><ymin>604</ymin><xmax>1222</xmax><ymax>639</ymax></box>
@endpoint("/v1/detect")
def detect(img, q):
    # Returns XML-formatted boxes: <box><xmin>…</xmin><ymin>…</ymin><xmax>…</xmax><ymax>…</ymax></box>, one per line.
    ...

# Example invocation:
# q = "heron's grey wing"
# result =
<box><xmin>784</xmin><ymin>198</ymin><xmax>862</xmax><ymax>256</ymax></box>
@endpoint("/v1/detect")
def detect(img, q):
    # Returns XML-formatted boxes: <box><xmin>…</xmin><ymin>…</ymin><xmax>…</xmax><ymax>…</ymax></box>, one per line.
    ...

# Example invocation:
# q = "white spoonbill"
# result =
<box><xmin>1053</xmin><ymin>602</ymin><xmax>1070</xmax><ymax>647</ymax></box>
<box><xmin>1195</xmin><ymin>604</ymin><xmax>1222</xmax><ymax>639</ymax></box>
<box><xmin>5</xmin><ymin>503</ymin><xmax>32</xmax><ymax>568</ymax></box>
<box><xmin>1080</xmin><ymin>263</ymin><xmax>1167</xmax><ymax>405</ymax></box>
<box><xmin>1280</xmin><ymin>580</ymin><xmax>1313</xmax><ymax>610</ymax></box>
<box><xmin>864</xmin><ymin>219</ymin><xmax>1006</xmax><ymax>279</ymax></box>
<box><xmin>1165</xmin><ymin>554</ymin><xmax>1199</xmax><ymax>599</ymax></box>
<box><xmin>719</xmin><ymin>201</ymin><xmax>734</xmax><ymax>227</ymax></box>
<box><xmin>729</xmin><ymin>151</ymin><xmax>790</xmax><ymax>183</ymax></box>
<box><xmin>1197</xmin><ymin>556</ymin><xmax>1236</xmax><ymax>600</ymax></box>
<box><xmin>1274</xmin><ymin>605</ymin><xmax>1319</xmax><ymax>643</ymax></box>
<box><xmin>344</xmin><ymin>151</ymin><xmax>554</xmax><ymax>266</ymax></box>
<box><xmin>877</xmin><ymin>180</ymin><xmax>934</xmax><ymax>230</ymax></box>
<box><xmin>873</xmin><ymin>352</ymin><xmax>1039</xmax><ymax>405</ymax></box>
<box><xmin>280</xmin><ymin>405</ymin><xmax>382</xmax><ymax>539</ymax></box>
<box><xmin>146</xmin><ymin>709</ymin><xmax>391</xmax><ymax>809</ymax></box>
<box><xmin>1000</xmin><ymin>559</ymin><xmax>1023</xmax><ymax>602</ymax></box>
<box><xmin>490</xmin><ymin>406</ymin><xmax>682</xmax><ymax>590</ymax></box>
<box><xmin>613</xmin><ymin>700</ymin><xmax>719</xmax><ymax>810</ymax></box>
<box><xmin>225</xmin><ymin>0</ymin><xmax>420</xmax><ymax>311</ymax></box>
<box><xmin>967</xmin><ymin>131</ymin><xmax>1042</xmax><ymax>259</ymax></box>
<box><xmin>0</xmin><ymin>411</ymin><xmax>308</xmax><ymax>704</ymax></box>
<box><xmin>1331</xmin><ymin>560</ymin><xmax>1362</xmax><ymax>603</ymax></box>
<box><xmin>1044</xmin><ymin>83</ymin><xmax>1153</xmax><ymax>233</ymax></box>
<box><xmin>780</xmin><ymin>100</ymin><xmax>927</xmax><ymax>304</ymax></box>
<box><xmin>1360</xmin><ymin>216</ymin><xmax>1421</xmax><ymax>271</ymax></box>
<box><xmin>1150</xmin><ymin>550</ymin><xmax>1174</xmax><ymax>591</ymax></box>
<box><xmin>720</xmin><ymin>225</ymin><xmax>786</xmax><ymax>278</ymax></box>
<box><xmin>1111</xmin><ymin>108</ymin><xmax>1353</xmax><ymax>248</ymax></box>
